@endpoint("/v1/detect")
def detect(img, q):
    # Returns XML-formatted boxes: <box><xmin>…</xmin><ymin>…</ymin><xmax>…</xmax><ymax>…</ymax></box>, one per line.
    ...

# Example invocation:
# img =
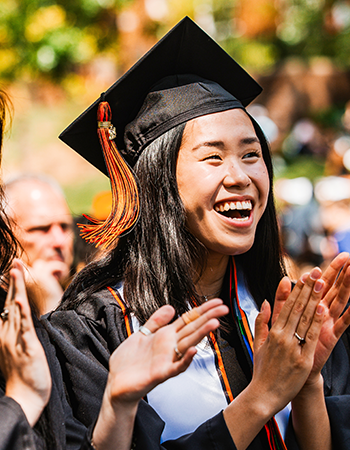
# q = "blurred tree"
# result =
<box><xmin>0</xmin><ymin>0</ymin><xmax>131</xmax><ymax>81</ymax></box>
<box><xmin>275</xmin><ymin>0</ymin><xmax>350</xmax><ymax>66</ymax></box>
<box><xmin>2</xmin><ymin>0</ymin><xmax>350</xmax><ymax>82</ymax></box>
<box><xmin>224</xmin><ymin>0</ymin><xmax>350</xmax><ymax>72</ymax></box>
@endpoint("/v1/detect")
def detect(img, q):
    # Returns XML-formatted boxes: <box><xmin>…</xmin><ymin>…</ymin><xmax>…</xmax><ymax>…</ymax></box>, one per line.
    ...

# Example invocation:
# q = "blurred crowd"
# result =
<box><xmin>248</xmin><ymin>100</ymin><xmax>350</xmax><ymax>280</ymax></box>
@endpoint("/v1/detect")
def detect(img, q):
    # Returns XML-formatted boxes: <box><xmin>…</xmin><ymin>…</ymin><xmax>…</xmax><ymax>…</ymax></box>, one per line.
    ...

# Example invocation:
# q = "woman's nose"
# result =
<box><xmin>223</xmin><ymin>162</ymin><xmax>251</xmax><ymax>188</ymax></box>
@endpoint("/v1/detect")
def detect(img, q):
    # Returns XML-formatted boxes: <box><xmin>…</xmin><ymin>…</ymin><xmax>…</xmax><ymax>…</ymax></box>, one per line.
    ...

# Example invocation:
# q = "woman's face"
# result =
<box><xmin>176</xmin><ymin>108</ymin><xmax>270</xmax><ymax>257</ymax></box>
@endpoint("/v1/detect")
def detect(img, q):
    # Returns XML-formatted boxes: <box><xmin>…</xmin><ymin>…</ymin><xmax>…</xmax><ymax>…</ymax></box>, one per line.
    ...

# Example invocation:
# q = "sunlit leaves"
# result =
<box><xmin>0</xmin><ymin>0</ymin><xmax>128</xmax><ymax>81</ymax></box>
<box><xmin>1</xmin><ymin>0</ymin><xmax>350</xmax><ymax>83</ymax></box>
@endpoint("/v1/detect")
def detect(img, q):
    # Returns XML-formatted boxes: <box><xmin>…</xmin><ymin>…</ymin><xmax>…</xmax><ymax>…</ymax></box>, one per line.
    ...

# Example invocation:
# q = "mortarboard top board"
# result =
<box><xmin>59</xmin><ymin>16</ymin><xmax>262</xmax><ymax>176</ymax></box>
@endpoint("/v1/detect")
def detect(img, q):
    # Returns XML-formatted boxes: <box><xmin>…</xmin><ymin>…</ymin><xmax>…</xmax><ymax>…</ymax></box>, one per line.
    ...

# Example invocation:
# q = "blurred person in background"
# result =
<box><xmin>275</xmin><ymin>177</ymin><xmax>324</xmax><ymax>277</ymax></box>
<box><xmin>324</xmin><ymin>135</ymin><xmax>350</xmax><ymax>176</ymax></box>
<box><xmin>281</xmin><ymin>118</ymin><xmax>328</xmax><ymax>160</ymax></box>
<box><xmin>315</xmin><ymin>176</ymin><xmax>350</xmax><ymax>259</ymax></box>
<box><xmin>4</xmin><ymin>174</ymin><xmax>74</xmax><ymax>315</ymax></box>
<box><xmin>276</xmin><ymin>175</ymin><xmax>350</xmax><ymax>275</ymax></box>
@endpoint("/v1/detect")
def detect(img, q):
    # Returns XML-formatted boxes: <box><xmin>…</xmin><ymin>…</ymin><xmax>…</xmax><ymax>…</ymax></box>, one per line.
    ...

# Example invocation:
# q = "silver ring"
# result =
<box><xmin>0</xmin><ymin>308</ymin><xmax>9</xmax><ymax>322</ymax></box>
<box><xmin>294</xmin><ymin>331</ymin><xmax>306</xmax><ymax>345</ymax></box>
<box><xmin>139</xmin><ymin>325</ymin><xmax>153</xmax><ymax>336</ymax></box>
<box><xmin>174</xmin><ymin>346</ymin><xmax>183</xmax><ymax>360</ymax></box>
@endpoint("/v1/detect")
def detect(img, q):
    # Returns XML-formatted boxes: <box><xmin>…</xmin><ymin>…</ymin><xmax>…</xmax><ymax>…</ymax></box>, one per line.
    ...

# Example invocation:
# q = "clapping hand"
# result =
<box><xmin>0</xmin><ymin>259</ymin><xmax>51</xmax><ymax>426</ymax></box>
<box><xmin>308</xmin><ymin>253</ymin><xmax>350</xmax><ymax>382</ymax></box>
<box><xmin>272</xmin><ymin>253</ymin><xmax>350</xmax><ymax>385</ymax></box>
<box><xmin>93</xmin><ymin>299</ymin><xmax>229</xmax><ymax>450</ymax></box>
<box><xmin>106</xmin><ymin>299</ymin><xmax>229</xmax><ymax>405</ymax></box>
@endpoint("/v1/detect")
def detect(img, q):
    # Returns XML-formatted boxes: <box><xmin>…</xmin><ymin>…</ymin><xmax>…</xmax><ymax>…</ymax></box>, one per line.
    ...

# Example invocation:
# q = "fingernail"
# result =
<box><xmin>260</xmin><ymin>300</ymin><xmax>267</xmax><ymax>312</ymax></box>
<box><xmin>314</xmin><ymin>279</ymin><xmax>324</xmax><ymax>293</ymax></box>
<box><xmin>310</xmin><ymin>267</ymin><xmax>321</xmax><ymax>281</ymax></box>
<box><xmin>300</xmin><ymin>273</ymin><xmax>309</xmax><ymax>284</ymax></box>
<box><xmin>317</xmin><ymin>304</ymin><xmax>324</xmax><ymax>315</ymax></box>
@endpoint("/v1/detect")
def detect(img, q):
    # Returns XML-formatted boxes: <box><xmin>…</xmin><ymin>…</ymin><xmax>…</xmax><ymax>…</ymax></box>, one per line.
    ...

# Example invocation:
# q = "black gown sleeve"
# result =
<box><xmin>0</xmin><ymin>396</ymin><xmax>38</xmax><ymax>450</ymax></box>
<box><xmin>322</xmin><ymin>330</ymin><xmax>350</xmax><ymax>450</ymax></box>
<box><xmin>34</xmin><ymin>316</ymin><xmax>97</xmax><ymax>450</ymax></box>
<box><xmin>284</xmin><ymin>333</ymin><xmax>350</xmax><ymax>450</ymax></box>
<box><xmin>133</xmin><ymin>401</ymin><xmax>237</xmax><ymax>450</ymax></box>
<box><xmin>42</xmin><ymin>292</ymin><xmax>119</xmax><ymax>427</ymax></box>
<box><xmin>0</xmin><ymin>372</ymin><xmax>95</xmax><ymax>450</ymax></box>
<box><xmin>43</xmin><ymin>289</ymin><xmax>237</xmax><ymax>450</ymax></box>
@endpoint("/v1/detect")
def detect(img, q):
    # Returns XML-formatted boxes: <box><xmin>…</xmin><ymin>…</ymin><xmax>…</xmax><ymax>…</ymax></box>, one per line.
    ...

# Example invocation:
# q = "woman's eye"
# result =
<box><xmin>203</xmin><ymin>154</ymin><xmax>222</xmax><ymax>161</ymax></box>
<box><xmin>243</xmin><ymin>150</ymin><xmax>261</xmax><ymax>159</ymax></box>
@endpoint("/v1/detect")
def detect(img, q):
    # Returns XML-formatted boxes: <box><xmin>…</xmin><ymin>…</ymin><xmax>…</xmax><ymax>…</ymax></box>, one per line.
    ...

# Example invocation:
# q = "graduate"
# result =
<box><xmin>44</xmin><ymin>17</ymin><xmax>350</xmax><ymax>450</ymax></box>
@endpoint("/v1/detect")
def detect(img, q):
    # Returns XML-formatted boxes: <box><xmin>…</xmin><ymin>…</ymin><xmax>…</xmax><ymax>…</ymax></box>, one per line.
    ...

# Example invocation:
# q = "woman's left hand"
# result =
<box><xmin>273</xmin><ymin>252</ymin><xmax>350</xmax><ymax>384</ymax></box>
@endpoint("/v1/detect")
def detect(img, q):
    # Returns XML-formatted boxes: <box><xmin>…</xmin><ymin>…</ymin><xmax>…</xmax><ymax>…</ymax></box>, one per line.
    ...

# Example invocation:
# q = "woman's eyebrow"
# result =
<box><xmin>240</xmin><ymin>136</ymin><xmax>260</xmax><ymax>145</ymax></box>
<box><xmin>192</xmin><ymin>136</ymin><xmax>260</xmax><ymax>151</ymax></box>
<box><xmin>192</xmin><ymin>141</ymin><xmax>225</xmax><ymax>151</ymax></box>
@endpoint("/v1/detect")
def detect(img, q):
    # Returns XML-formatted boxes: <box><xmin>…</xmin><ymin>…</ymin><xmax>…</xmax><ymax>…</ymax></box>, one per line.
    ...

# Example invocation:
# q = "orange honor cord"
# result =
<box><xmin>79</xmin><ymin>100</ymin><xmax>140</xmax><ymax>249</ymax></box>
<box><xmin>209</xmin><ymin>332</ymin><xmax>234</xmax><ymax>403</ymax></box>
<box><xmin>107</xmin><ymin>286</ymin><xmax>132</xmax><ymax>337</ymax></box>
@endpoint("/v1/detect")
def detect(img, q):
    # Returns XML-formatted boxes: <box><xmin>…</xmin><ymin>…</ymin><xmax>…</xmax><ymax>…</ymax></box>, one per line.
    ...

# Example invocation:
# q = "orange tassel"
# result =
<box><xmin>78</xmin><ymin>101</ymin><xmax>140</xmax><ymax>249</ymax></box>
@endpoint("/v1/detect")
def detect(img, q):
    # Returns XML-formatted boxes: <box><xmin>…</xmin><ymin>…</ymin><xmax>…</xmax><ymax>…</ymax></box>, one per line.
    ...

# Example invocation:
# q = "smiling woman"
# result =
<box><xmin>177</xmin><ymin>109</ymin><xmax>269</xmax><ymax>259</ymax></box>
<box><xmin>43</xmin><ymin>17</ymin><xmax>350</xmax><ymax>450</ymax></box>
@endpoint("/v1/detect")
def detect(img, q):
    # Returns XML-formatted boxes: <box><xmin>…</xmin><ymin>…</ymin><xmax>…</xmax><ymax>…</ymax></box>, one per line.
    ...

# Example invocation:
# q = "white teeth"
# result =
<box><xmin>236</xmin><ymin>216</ymin><xmax>249</xmax><ymax>221</ymax></box>
<box><xmin>243</xmin><ymin>201</ymin><xmax>252</xmax><ymax>210</ymax></box>
<box><xmin>214</xmin><ymin>200</ymin><xmax>252</xmax><ymax>212</ymax></box>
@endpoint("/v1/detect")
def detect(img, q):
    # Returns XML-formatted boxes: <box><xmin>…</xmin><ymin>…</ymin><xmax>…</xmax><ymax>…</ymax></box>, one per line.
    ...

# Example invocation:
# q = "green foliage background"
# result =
<box><xmin>2</xmin><ymin>0</ymin><xmax>350</xmax><ymax>81</ymax></box>
<box><xmin>0</xmin><ymin>0</ymin><xmax>131</xmax><ymax>80</ymax></box>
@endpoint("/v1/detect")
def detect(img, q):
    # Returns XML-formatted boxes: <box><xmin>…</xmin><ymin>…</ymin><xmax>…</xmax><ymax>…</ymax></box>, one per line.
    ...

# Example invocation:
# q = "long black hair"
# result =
<box><xmin>236</xmin><ymin>116</ymin><xmax>286</xmax><ymax>306</ymax></box>
<box><xmin>59</xmin><ymin>111</ymin><xmax>286</xmax><ymax>321</ymax></box>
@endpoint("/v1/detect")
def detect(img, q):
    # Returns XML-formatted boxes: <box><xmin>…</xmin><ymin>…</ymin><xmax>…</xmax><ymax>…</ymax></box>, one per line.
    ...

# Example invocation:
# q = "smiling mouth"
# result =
<box><xmin>214</xmin><ymin>200</ymin><xmax>252</xmax><ymax>220</ymax></box>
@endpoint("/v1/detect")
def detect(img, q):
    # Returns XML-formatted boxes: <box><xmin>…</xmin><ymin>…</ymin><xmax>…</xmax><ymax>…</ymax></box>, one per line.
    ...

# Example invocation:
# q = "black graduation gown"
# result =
<box><xmin>0</xmin><ymin>312</ymin><xmax>94</xmax><ymax>450</ymax></box>
<box><xmin>42</xmin><ymin>287</ymin><xmax>350</xmax><ymax>450</ymax></box>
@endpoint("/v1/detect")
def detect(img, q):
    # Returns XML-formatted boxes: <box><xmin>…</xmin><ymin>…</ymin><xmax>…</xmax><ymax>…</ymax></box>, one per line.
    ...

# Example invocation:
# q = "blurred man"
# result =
<box><xmin>4</xmin><ymin>174</ymin><xmax>74</xmax><ymax>315</ymax></box>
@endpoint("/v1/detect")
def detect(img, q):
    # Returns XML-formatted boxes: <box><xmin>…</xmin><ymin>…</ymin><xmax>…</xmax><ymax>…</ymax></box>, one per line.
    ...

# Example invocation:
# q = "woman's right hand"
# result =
<box><xmin>0</xmin><ymin>259</ymin><xmax>52</xmax><ymax>427</ymax></box>
<box><xmin>107</xmin><ymin>298</ymin><xmax>229</xmax><ymax>406</ymax></box>
<box><xmin>92</xmin><ymin>299</ymin><xmax>229</xmax><ymax>450</ymax></box>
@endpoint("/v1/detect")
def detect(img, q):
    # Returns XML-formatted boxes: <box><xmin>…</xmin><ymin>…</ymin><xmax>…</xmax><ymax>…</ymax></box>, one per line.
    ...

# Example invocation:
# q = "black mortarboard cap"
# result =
<box><xmin>59</xmin><ymin>16</ymin><xmax>262</xmax><ymax>176</ymax></box>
